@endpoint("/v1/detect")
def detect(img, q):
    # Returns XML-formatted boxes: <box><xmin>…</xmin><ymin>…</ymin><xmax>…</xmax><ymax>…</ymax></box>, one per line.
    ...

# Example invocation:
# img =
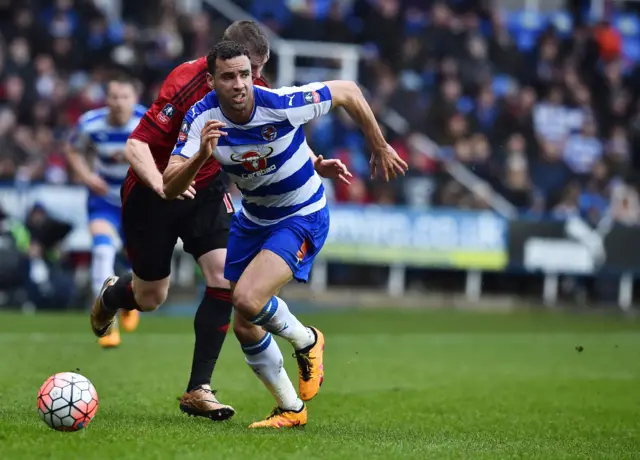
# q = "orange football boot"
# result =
<box><xmin>248</xmin><ymin>405</ymin><xmax>307</xmax><ymax>429</ymax></box>
<box><xmin>98</xmin><ymin>325</ymin><xmax>121</xmax><ymax>348</ymax></box>
<box><xmin>295</xmin><ymin>327</ymin><xmax>325</xmax><ymax>401</ymax></box>
<box><xmin>120</xmin><ymin>309</ymin><xmax>139</xmax><ymax>333</ymax></box>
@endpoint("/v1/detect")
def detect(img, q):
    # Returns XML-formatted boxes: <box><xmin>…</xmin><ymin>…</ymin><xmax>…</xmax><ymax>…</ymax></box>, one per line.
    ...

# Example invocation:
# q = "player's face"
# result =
<box><xmin>106</xmin><ymin>82</ymin><xmax>137</xmax><ymax>125</ymax></box>
<box><xmin>215</xmin><ymin>55</ymin><xmax>254</xmax><ymax>116</ymax></box>
<box><xmin>250</xmin><ymin>53</ymin><xmax>269</xmax><ymax>80</ymax></box>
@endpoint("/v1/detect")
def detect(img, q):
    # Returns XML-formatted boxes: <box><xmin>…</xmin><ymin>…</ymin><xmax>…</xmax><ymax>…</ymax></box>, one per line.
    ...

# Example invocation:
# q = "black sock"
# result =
<box><xmin>186</xmin><ymin>287</ymin><xmax>233</xmax><ymax>392</ymax></box>
<box><xmin>102</xmin><ymin>273</ymin><xmax>140</xmax><ymax>312</ymax></box>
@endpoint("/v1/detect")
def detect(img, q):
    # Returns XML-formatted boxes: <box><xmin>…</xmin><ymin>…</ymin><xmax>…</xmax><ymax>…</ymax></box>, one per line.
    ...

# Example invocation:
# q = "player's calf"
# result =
<box><xmin>234</xmin><ymin>313</ymin><xmax>305</xmax><ymax>419</ymax></box>
<box><xmin>101</xmin><ymin>273</ymin><xmax>168</xmax><ymax>313</ymax></box>
<box><xmin>248</xmin><ymin>296</ymin><xmax>325</xmax><ymax>401</ymax></box>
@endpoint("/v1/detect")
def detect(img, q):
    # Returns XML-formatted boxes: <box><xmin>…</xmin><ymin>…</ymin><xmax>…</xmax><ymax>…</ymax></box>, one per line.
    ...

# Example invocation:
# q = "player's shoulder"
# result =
<box><xmin>254</xmin><ymin>83</ymin><xmax>326</xmax><ymax>111</ymax></box>
<box><xmin>187</xmin><ymin>91</ymin><xmax>220</xmax><ymax>120</ymax></box>
<box><xmin>159</xmin><ymin>57</ymin><xmax>208</xmax><ymax>99</ymax></box>
<box><xmin>77</xmin><ymin>107</ymin><xmax>109</xmax><ymax>129</ymax></box>
<box><xmin>133</xmin><ymin>104</ymin><xmax>148</xmax><ymax>118</ymax></box>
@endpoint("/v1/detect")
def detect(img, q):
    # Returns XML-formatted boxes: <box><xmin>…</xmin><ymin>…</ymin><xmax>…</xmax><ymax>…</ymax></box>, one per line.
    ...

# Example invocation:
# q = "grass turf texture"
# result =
<box><xmin>1</xmin><ymin>309</ymin><xmax>639</xmax><ymax>459</ymax></box>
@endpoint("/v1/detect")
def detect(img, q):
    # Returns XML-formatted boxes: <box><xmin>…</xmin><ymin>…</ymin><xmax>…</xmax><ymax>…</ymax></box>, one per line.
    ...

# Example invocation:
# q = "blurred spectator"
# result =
<box><xmin>23</xmin><ymin>203</ymin><xmax>76</xmax><ymax>310</ymax></box>
<box><xmin>530</xmin><ymin>139</ymin><xmax>572</xmax><ymax>207</ymax></box>
<box><xmin>563</xmin><ymin>119</ymin><xmax>603</xmax><ymax>176</ymax></box>
<box><xmin>0</xmin><ymin>205</ymin><xmax>30</xmax><ymax>298</ymax></box>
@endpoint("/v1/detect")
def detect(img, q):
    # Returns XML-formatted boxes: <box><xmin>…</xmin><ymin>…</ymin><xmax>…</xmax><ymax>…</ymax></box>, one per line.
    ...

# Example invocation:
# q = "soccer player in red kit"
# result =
<box><xmin>89</xmin><ymin>21</ymin><xmax>350</xmax><ymax>421</ymax></box>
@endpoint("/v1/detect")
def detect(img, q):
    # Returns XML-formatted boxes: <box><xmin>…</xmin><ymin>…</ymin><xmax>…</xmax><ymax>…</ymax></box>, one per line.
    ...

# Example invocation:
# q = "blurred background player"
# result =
<box><xmin>163</xmin><ymin>41</ymin><xmax>405</xmax><ymax>428</ymax></box>
<box><xmin>90</xmin><ymin>21</ymin><xmax>273</xmax><ymax>421</ymax></box>
<box><xmin>66</xmin><ymin>74</ymin><xmax>146</xmax><ymax>348</ymax></box>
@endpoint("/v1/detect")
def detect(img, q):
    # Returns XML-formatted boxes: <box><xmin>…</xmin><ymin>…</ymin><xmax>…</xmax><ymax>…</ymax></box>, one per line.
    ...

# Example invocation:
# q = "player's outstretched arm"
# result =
<box><xmin>163</xmin><ymin>120</ymin><xmax>227</xmax><ymax>199</ymax></box>
<box><xmin>64</xmin><ymin>143</ymin><xmax>109</xmax><ymax>196</ymax></box>
<box><xmin>124</xmin><ymin>139</ymin><xmax>167</xmax><ymax>198</ymax></box>
<box><xmin>324</xmin><ymin>81</ymin><xmax>408</xmax><ymax>181</ymax></box>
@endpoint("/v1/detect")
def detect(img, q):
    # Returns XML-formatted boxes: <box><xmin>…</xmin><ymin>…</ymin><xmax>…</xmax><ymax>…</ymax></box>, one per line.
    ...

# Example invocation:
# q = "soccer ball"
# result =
<box><xmin>36</xmin><ymin>372</ymin><xmax>99</xmax><ymax>431</ymax></box>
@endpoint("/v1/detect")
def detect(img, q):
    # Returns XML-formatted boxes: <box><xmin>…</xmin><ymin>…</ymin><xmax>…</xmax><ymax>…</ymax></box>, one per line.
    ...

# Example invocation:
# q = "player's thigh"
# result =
<box><xmin>196</xmin><ymin>248</ymin><xmax>229</xmax><ymax>289</ymax></box>
<box><xmin>181</xmin><ymin>180</ymin><xmax>234</xmax><ymax>281</ymax></box>
<box><xmin>122</xmin><ymin>182</ymin><xmax>179</xmax><ymax>283</ymax></box>
<box><xmin>88</xmin><ymin>219</ymin><xmax>119</xmax><ymax>240</ymax></box>
<box><xmin>261</xmin><ymin>208</ymin><xmax>330</xmax><ymax>284</ymax></box>
<box><xmin>232</xmin><ymin>249</ymin><xmax>293</xmax><ymax>316</ymax></box>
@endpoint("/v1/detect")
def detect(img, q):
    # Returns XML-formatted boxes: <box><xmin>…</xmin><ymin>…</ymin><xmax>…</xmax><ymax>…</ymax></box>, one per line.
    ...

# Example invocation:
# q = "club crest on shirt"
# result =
<box><xmin>230</xmin><ymin>147</ymin><xmax>275</xmax><ymax>178</ymax></box>
<box><xmin>178</xmin><ymin>121</ymin><xmax>190</xmax><ymax>143</ymax></box>
<box><xmin>303</xmin><ymin>91</ymin><xmax>320</xmax><ymax>105</ymax></box>
<box><xmin>157</xmin><ymin>103</ymin><xmax>176</xmax><ymax>124</ymax></box>
<box><xmin>261</xmin><ymin>124</ymin><xmax>278</xmax><ymax>142</ymax></box>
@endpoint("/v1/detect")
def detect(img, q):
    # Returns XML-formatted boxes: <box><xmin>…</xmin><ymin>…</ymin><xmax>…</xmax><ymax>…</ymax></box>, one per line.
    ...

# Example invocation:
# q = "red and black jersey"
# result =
<box><xmin>128</xmin><ymin>57</ymin><xmax>270</xmax><ymax>190</ymax></box>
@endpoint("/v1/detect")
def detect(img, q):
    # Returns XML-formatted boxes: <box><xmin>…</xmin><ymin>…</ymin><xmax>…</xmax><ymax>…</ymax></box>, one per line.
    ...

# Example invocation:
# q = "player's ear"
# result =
<box><xmin>207</xmin><ymin>73</ymin><xmax>215</xmax><ymax>90</ymax></box>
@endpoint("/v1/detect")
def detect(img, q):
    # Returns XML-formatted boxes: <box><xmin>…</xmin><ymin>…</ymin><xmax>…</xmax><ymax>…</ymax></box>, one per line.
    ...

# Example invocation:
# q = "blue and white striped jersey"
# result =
<box><xmin>70</xmin><ymin>104</ymin><xmax>146</xmax><ymax>206</ymax></box>
<box><xmin>172</xmin><ymin>83</ymin><xmax>332</xmax><ymax>226</ymax></box>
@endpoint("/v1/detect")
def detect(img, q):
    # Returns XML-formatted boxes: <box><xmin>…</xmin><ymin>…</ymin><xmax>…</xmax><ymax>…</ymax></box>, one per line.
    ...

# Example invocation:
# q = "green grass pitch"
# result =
<box><xmin>1</xmin><ymin>308</ymin><xmax>640</xmax><ymax>459</ymax></box>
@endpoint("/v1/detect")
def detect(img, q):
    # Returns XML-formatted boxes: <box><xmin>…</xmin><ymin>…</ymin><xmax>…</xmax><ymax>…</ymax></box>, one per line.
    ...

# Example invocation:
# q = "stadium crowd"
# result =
<box><xmin>1</xmin><ymin>0</ymin><xmax>640</xmax><ymax>225</ymax></box>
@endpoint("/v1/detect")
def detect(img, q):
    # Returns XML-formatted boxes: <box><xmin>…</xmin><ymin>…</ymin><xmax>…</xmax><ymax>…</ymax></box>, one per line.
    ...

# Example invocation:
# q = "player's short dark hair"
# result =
<box><xmin>207</xmin><ymin>41</ymin><xmax>250</xmax><ymax>75</ymax></box>
<box><xmin>106</xmin><ymin>73</ymin><xmax>139</xmax><ymax>92</ymax></box>
<box><xmin>223</xmin><ymin>20</ymin><xmax>269</xmax><ymax>59</ymax></box>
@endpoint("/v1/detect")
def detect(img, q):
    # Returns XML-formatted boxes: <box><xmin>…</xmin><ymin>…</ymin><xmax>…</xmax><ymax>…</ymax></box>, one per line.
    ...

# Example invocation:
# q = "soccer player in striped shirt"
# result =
<box><xmin>66</xmin><ymin>74</ymin><xmax>146</xmax><ymax>346</ymax></box>
<box><xmin>163</xmin><ymin>41</ymin><xmax>407</xmax><ymax>428</ymax></box>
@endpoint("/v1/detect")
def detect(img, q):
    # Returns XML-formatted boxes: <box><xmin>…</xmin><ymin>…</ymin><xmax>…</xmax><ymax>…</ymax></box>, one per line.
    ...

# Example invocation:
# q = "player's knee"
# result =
<box><xmin>232</xmin><ymin>288</ymin><xmax>264</xmax><ymax>317</ymax></box>
<box><xmin>232</xmin><ymin>317</ymin><xmax>253</xmax><ymax>342</ymax></box>
<box><xmin>204</xmin><ymin>270</ymin><xmax>229</xmax><ymax>290</ymax></box>
<box><xmin>133</xmin><ymin>286</ymin><xmax>168</xmax><ymax>312</ymax></box>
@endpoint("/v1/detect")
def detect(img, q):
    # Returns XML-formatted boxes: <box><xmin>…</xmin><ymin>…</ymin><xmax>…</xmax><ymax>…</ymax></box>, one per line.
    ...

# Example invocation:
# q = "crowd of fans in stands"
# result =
<box><xmin>1</xmin><ymin>0</ymin><xmax>640</xmax><ymax>226</ymax></box>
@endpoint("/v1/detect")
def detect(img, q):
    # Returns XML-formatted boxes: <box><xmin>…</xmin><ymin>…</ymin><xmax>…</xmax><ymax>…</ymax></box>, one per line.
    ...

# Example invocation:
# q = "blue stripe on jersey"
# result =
<box><xmin>97</xmin><ymin>154</ymin><xmax>121</xmax><ymax>165</ymax></box>
<box><xmin>223</xmin><ymin>128</ymin><xmax>304</xmax><ymax>177</ymax></box>
<box><xmin>102</xmin><ymin>174</ymin><xmax>124</xmax><ymax>186</ymax></box>
<box><xmin>82</xmin><ymin>108</ymin><xmax>109</xmax><ymax>126</ymax></box>
<box><xmin>89</xmin><ymin>131</ymin><xmax>131</xmax><ymax>144</ymax></box>
<box><xmin>239</xmin><ymin>158</ymin><xmax>315</xmax><ymax>198</ymax></box>
<box><xmin>217</xmin><ymin>120</ymin><xmax>295</xmax><ymax>147</ymax></box>
<box><xmin>254</xmin><ymin>85</ymin><xmax>332</xmax><ymax>110</ymax></box>
<box><xmin>242</xmin><ymin>183</ymin><xmax>324</xmax><ymax>221</ymax></box>
<box><xmin>172</xmin><ymin>92</ymin><xmax>219</xmax><ymax>156</ymax></box>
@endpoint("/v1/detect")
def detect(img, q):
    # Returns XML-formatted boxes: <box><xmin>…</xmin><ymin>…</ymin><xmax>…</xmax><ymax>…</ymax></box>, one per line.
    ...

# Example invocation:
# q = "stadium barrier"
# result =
<box><xmin>1</xmin><ymin>184</ymin><xmax>638</xmax><ymax>310</ymax></box>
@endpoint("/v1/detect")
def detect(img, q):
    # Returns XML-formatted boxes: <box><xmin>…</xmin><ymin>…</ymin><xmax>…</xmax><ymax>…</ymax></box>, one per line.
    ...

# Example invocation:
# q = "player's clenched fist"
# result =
<box><xmin>200</xmin><ymin>120</ymin><xmax>227</xmax><ymax>157</ymax></box>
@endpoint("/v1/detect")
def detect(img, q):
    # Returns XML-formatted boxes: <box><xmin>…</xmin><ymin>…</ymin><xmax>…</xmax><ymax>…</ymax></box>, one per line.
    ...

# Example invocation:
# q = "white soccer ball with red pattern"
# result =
<box><xmin>36</xmin><ymin>372</ymin><xmax>99</xmax><ymax>431</ymax></box>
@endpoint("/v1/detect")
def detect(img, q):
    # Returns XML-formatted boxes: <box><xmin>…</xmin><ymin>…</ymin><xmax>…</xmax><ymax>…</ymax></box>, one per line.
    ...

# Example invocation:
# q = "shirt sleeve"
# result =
<box><xmin>171</xmin><ymin>103</ymin><xmax>210</xmax><ymax>159</ymax></box>
<box><xmin>129</xmin><ymin>97</ymin><xmax>182</xmax><ymax>144</ymax></box>
<box><xmin>266</xmin><ymin>82</ymin><xmax>332</xmax><ymax>127</ymax></box>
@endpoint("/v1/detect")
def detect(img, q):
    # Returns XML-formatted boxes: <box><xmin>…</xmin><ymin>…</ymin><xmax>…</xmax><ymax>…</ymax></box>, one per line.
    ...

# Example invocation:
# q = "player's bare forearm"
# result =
<box><xmin>65</xmin><ymin>147</ymin><xmax>94</xmax><ymax>183</ymax></box>
<box><xmin>324</xmin><ymin>81</ymin><xmax>386</xmax><ymax>151</ymax></box>
<box><xmin>124</xmin><ymin>139</ymin><xmax>164</xmax><ymax>190</ymax></box>
<box><xmin>163</xmin><ymin>152</ymin><xmax>208</xmax><ymax>199</ymax></box>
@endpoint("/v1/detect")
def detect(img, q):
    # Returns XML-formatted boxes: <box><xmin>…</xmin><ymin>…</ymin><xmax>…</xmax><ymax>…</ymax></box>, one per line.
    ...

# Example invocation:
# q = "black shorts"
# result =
<box><xmin>121</xmin><ymin>176</ymin><xmax>234</xmax><ymax>281</ymax></box>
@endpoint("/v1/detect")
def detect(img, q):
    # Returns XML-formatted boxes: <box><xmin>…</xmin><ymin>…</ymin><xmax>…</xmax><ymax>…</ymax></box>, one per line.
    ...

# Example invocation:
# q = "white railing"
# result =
<box><xmin>202</xmin><ymin>0</ymin><xmax>360</xmax><ymax>87</ymax></box>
